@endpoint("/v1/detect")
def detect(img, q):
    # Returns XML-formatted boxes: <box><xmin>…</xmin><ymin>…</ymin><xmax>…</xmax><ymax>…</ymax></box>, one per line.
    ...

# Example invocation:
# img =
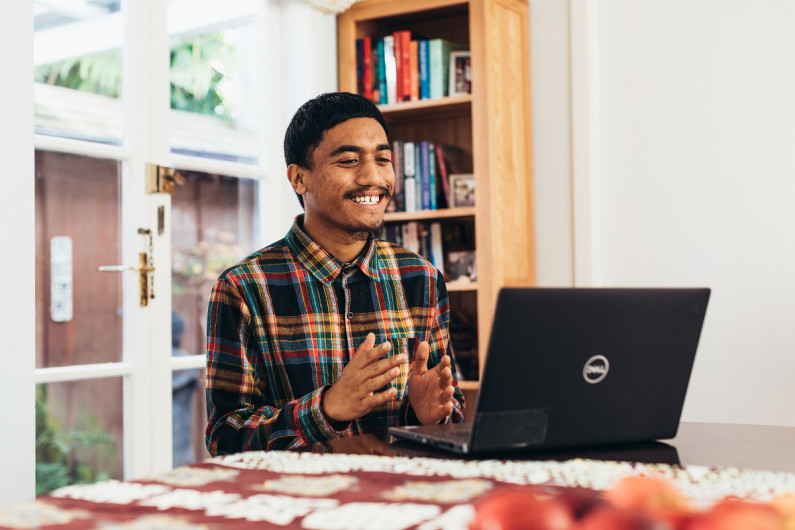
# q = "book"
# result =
<box><xmin>389</xmin><ymin>140</ymin><xmax>403</xmax><ymax>212</ymax></box>
<box><xmin>375</xmin><ymin>39</ymin><xmax>387</xmax><ymax>104</ymax></box>
<box><xmin>418</xmin><ymin>39</ymin><xmax>430</xmax><ymax>100</ymax></box>
<box><xmin>362</xmin><ymin>37</ymin><xmax>373</xmax><ymax>101</ymax></box>
<box><xmin>428</xmin><ymin>142</ymin><xmax>437</xmax><ymax>210</ymax></box>
<box><xmin>409</xmin><ymin>40</ymin><xmax>419</xmax><ymax>102</ymax></box>
<box><xmin>429</xmin><ymin>222</ymin><xmax>444</xmax><ymax>272</ymax></box>
<box><xmin>383</xmin><ymin>35</ymin><xmax>397</xmax><ymax>104</ymax></box>
<box><xmin>392</xmin><ymin>31</ymin><xmax>403</xmax><ymax>102</ymax></box>
<box><xmin>399</xmin><ymin>31</ymin><xmax>412</xmax><ymax>102</ymax></box>
<box><xmin>428</xmin><ymin>39</ymin><xmax>465</xmax><ymax>99</ymax></box>
<box><xmin>356</xmin><ymin>38</ymin><xmax>364</xmax><ymax>97</ymax></box>
<box><xmin>434</xmin><ymin>143</ymin><xmax>450</xmax><ymax>208</ymax></box>
<box><xmin>419</xmin><ymin>141</ymin><xmax>430</xmax><ymax>210</ymax></box>
<box><xmin>403</xmin><ymin>141</ymin><xmax>416</xmax><ymax>212</ymax></box>
<box><xmin>414</xmin><ymin>143</ymin><xmax>422</xmax><ymax>211</ymax></box>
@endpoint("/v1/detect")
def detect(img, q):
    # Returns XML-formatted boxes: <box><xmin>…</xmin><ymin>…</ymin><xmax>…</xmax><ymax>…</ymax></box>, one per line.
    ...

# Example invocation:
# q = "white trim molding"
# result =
<box><xmin>569</xmin><ymin>0</ymin><xmax>602</xmax><ymax>287</ymax></box>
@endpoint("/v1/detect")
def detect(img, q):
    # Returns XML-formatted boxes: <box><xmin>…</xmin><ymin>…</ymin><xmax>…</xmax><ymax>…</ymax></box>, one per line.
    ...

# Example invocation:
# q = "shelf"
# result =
<box><xmin>384</xmin><ymin>206</ymin><xmax>475</xmax><ymax>222</ymax></box>
<box><xmin>447</xmin><ymin>280</ymin><xmax>477</xmax><ymax>292</ymax></box>
<box><xmin>378</xmin><ymin>95</ymin><xmax>472</xmax><ymax>123</ymax></box>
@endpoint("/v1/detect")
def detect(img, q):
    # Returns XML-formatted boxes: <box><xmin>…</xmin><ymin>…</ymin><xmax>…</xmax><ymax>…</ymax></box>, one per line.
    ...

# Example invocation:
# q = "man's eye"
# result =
<box><xmin>338</xmin><ymin>158</ymin><xmax>358</xmax><ymax>165</ymax></box>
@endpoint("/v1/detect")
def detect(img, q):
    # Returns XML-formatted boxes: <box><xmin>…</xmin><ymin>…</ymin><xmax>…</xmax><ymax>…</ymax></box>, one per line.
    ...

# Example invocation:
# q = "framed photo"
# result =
<box><xmin>446</xmin><ymin>250</ymin><xmax>477</xmax><ymax>283</ymax></box>
<box><xmin>448</xmin><ymin>51</ymin><xmax>472</xmax><ymax>96</ymax></box>
<box><xmin>449</xmin><ymin>173</ymin><xmax>475</xmax><ymax>207</ymax></box>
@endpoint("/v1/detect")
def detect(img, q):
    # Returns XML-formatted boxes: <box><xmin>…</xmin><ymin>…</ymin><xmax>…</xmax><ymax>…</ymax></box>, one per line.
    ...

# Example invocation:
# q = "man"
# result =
<box><xmin>205</xmin><ymin>92</ymin><xmax>465</xmax><ymax>456</ymax></box>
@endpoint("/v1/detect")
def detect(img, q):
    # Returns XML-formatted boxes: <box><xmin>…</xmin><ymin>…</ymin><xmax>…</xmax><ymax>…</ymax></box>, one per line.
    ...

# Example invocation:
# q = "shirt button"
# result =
<box><xmin>347</xmin><ymin>312</ymin><xmax>354</xmax><ymax>320</ymax></box>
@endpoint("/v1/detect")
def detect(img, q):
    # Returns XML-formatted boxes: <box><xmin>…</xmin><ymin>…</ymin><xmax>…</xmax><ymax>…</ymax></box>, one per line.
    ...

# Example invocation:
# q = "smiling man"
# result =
<box><xmin>205</xmin><ymin>92</ymin><xmax>465</xmax><ymax>455</ymax></box>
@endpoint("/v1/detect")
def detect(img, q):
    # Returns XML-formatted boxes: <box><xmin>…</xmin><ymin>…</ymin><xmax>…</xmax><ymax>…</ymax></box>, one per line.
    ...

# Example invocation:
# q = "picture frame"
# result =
<box><xmin>449</xmin><ymin>173</ymin><xmax>475</xmax><ymax>208</ymax></box>
<box><xmin>448</xmin><ymin>50</ymin><xmax>472</xmax><ymax>96</ymax></box>
<box><xmin>446</xmin><ymin>250</ymin><xmax>477</xmax><ymax>283</ymax></box>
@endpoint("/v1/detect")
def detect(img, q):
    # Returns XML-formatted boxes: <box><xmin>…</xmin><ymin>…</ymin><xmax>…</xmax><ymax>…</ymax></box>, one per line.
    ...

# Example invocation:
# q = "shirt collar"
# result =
<box><xmin>286</xmin><ymin>215</ymin><xmax>381</xmax><ymax>284</ymax></box>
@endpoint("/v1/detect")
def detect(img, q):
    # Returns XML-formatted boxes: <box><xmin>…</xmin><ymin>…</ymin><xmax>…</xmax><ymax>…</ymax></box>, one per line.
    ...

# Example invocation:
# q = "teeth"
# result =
<box><xmin>352</xmin><ymin>195</ymin><xmax>379</xmax><ymax>205</ymax></box>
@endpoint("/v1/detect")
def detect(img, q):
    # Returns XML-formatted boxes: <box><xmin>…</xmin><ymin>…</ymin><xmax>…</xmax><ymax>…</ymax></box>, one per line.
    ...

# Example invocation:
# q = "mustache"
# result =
<box><xmin>344</xmin><ymin>186</ymin><xmax>392</xmax><ymax>200</ymax></box>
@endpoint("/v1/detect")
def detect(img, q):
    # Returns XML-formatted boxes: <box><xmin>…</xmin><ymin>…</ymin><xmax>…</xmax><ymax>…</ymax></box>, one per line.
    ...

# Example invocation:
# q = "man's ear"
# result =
<box><xmin>287</xmin><ymin>164</ymin><xmax>306</xmax><ymax>194</ymax></box>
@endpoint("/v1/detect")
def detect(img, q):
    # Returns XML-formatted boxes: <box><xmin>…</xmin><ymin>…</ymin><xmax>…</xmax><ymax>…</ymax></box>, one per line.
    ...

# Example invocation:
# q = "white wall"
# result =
<box><xmin>0</xmin><ymin>2</ymin><xmax>35</xmax><ymax>507</ymax></box>
<box><xmin>260</xmin><ymin>0</ymin><xmax>338</xmax><ymax>245</ymax></box>
<box><xmin>532</xmin><ymin>0</ymin><xmax>795</xmax><ymax>426</ymax></box>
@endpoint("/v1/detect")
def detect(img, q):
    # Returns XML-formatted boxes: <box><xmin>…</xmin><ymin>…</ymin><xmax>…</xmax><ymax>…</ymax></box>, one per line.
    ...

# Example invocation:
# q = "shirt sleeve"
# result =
<box><xmin>404</xmin><ymin>269</ymin><xmax>466</xmax><ymax>425</ymax></box>
<box><xmin>205</xmin><ymin>275</ymin><xmax>350</xmax><ymax>456</ymax></box>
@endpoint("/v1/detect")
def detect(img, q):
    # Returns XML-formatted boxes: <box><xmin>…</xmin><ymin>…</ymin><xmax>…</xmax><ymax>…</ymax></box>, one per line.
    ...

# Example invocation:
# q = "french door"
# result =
<box><xmin>33</xmin><ymin>0</ymin><xmax>292</xmax><ymax>492</ymax></box>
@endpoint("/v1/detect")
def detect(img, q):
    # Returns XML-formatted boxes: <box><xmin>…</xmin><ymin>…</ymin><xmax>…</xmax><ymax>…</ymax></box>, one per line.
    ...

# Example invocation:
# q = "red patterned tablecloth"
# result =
<box><xmin>2</xmin><ymin>451</ymin><xmax>794</xmax><ymax>529</ymax></box>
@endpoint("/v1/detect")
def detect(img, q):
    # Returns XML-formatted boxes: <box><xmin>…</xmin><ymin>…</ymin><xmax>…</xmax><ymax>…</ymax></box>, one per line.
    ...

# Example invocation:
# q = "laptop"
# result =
<box><xmin>388</xmin><ymin>287</ymin><xmax>711</xmax><ymax>455</ymax></box>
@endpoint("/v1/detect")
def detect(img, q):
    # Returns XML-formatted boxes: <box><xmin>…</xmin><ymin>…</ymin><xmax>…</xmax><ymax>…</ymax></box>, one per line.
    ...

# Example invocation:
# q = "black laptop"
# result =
<box><xmin>388</xmin><ymin>287</ymin><xmax>711</xmax><ymax>454</ymax></box>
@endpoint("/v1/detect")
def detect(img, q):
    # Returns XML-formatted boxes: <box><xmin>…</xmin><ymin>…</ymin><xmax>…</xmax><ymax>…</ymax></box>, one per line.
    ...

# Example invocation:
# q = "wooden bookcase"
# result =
<box><xmin>338</xmin><ymin>0</ymin><xmax>535</xmax><ymax>390</ymax></box>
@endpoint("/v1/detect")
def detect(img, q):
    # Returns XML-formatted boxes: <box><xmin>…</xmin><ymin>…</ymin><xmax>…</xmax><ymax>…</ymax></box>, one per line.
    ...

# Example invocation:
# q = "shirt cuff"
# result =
<box><xmin>311</xmin><ymin>385</ymin><xmax>351</xmax><ymax>437</ymax></box>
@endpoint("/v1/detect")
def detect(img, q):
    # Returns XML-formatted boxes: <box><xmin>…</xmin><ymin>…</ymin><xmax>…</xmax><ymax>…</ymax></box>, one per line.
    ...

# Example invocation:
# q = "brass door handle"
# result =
<box><xmin>98</xmin><ymin>229</ymin><xmax>155</xmax><ymax>306</ymax></box>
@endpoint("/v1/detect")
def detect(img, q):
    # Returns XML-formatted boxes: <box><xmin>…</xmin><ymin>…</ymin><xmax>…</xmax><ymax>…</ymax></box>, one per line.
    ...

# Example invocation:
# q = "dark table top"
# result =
<box><xmin>311</xmin><ymin>422</ymin><xmax>795</xmax><ymax>473</ymax></box>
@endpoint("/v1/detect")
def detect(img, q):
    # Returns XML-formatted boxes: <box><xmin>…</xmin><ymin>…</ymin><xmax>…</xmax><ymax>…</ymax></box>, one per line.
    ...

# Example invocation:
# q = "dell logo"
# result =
<box><xmin>583</xmin><ymin>355</ymin><xmax>610</xmax><ymax>384</ymax></box>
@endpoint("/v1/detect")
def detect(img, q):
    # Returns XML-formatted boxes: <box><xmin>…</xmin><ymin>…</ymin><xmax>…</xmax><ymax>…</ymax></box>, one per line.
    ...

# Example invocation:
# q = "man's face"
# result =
<box><xmin>292</xmin><ymin>117</ymin><xmax>394</xmax><ymax>241</ymax></box>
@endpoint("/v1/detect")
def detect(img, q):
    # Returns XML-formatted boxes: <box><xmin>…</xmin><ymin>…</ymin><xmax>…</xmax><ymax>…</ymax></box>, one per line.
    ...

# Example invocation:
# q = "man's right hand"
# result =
<box><xmin>322</xmin><ymin>333</ymin><xmax>406</xmax><ymax>422</ymax></box>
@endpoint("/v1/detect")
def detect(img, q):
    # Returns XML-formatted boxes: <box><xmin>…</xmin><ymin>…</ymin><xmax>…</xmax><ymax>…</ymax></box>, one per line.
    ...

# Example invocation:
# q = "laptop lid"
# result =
<box><xmin>468</xmin><ymin>287</ymin><xmax>711</xmax><ymax>452</ymax></box>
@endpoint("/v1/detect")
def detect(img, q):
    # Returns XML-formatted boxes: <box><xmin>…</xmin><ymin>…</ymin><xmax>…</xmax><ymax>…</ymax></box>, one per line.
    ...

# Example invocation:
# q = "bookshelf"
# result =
<box><xmin>338</xmin><ymin>0</ymin><xmax>535</xmax><ymax>389</ymax></box>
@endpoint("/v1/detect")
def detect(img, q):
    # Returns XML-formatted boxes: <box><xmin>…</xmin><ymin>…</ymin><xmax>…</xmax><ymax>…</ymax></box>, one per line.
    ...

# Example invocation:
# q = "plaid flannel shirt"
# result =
<box><xmin>205</xmin><ymin>217</ymin><xmax>465</xmax><ymax>456</ymax></box>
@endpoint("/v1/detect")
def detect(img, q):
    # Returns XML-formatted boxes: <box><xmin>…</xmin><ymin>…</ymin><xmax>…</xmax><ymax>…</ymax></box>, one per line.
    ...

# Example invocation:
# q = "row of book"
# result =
<box><xmin>356</xmin><ymin>32</ymin><xmax>467</xmax><ymax>105</ymax></box>
<box><xmin>382</xmin><ymin>221</ymin><xmax>478</xmax><ymax>285</ymax></box>
<box><xmin>388</xmin><ymin>141</ymin><xmax>475</xmax><ymax>212</ymax></box>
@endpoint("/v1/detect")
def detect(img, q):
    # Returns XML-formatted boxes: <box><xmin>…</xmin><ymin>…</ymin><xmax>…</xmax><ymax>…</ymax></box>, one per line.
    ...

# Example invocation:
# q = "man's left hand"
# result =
<box><xmin>408</xmin><ymin>341</ymin><xmax>455</xmax><ymax>424</ymax></box>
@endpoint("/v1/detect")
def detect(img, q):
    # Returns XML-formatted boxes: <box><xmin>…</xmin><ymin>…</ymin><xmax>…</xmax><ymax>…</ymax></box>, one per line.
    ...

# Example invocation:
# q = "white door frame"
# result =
<box><xmin>0</xmin><ymin>1</ymin><xmax>36</xmax><ymax>508</ymax></box>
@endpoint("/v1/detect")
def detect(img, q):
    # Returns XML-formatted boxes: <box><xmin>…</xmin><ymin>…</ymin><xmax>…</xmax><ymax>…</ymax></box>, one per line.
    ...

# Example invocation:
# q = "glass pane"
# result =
<box><xmin>36</xmin><ymin>379</ymin><xmax>123</xmax><ymax>496</ymax></box>
<box><xmin>168</xmin><ymin>0</ymin><xmax>261</xmax><ymax>164</ymax></box>
<box><xmin>171</xmin><ymin>170</ymin><xmax>258</xmax><ymax>466</ymax></box>
<box><xmin>171</xmin><ymin>366</ymin><xmax>207</xmax><ymax>467</ymax></box>
<box><xmin>34</xmin><ymin>0</ymin><xmax>123</xmax><ymax>144</ymax></box>
<box><xmin>35</xmin><ymin>151</ymin><xmax>122</xmax><ymax>368</ymax></box>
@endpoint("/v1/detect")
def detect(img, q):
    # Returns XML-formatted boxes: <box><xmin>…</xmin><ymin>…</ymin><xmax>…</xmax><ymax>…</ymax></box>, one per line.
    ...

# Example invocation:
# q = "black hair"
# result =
<box><xmin>283</xmin><ymin>92</ymin><xmax>389</xmax><ymax>208</ymax></box>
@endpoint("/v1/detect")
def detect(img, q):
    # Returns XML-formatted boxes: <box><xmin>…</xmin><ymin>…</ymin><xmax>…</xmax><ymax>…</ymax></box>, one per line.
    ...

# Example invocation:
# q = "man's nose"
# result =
<box><xmin>357</xmin><ymin>158</ymin><xmax>383</xmax><ymax>184</ymax></box>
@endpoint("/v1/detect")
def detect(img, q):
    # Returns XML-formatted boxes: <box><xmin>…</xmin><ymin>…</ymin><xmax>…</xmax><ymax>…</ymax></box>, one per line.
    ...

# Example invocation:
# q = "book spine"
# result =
<box><xmin>428</xmin><ymin>39</ymin><xmax>443</xmax><ymax>99</ymax></box>
<box><xmin>375</xmin><ymin>39</ymin><xmax>387</xmax><ymax>104</ymax></box>
<box><xmin>435</xmin><ymin>143</ymin><xmax>451</xmax><ymax>208</ymax></box>
<box><xmin>430</xmin><ymin>222</ymin><xmax>444</xmax><ymax>272</ymax></box>
<box><xmin>428</xmin><ymin>142</ymin><xmax>437</xmax><ymax>210</ymax></box>
<box><xmin>363</xmin><ymin>36</ymin><xmax>372</xmax><ymax>101</ymax></box>
<box><xmin>383</xmin><ymin>36</ymin><xmax>396</xmax><ymax>104</ymax></box>
<box><xmin>420</xmin><ymin>141</ymin><xmax>430</xmax><ymax>210</ymax></box>
<box><xmin>391</xmin><ymin>140</ymin><xmax>403</xmax><ymax>211</ymax></box>
<box><xmin>418</xmin><ymin>40</ymin><xmax>430</xmax><ymax>100</ymax></box>
<box><xmin>401</xmin><ymin>31</ymin><xmax>412</xmax><ymax>102</ymax></box>
<box><xmin>403</xmin><ymin>141</ymin><xmax>415</xmax><ymax>212</ymax></box>
<box><xmin>356</xmin><ymin>38</ymin><xmax>365</xmax><ymax>97</ymax></box>
<box><xmin>409</xmin><ymin>39</ymin><xmax>419</xmax><ymax>102</ymax></box>
<box><xmin>392</xmin><ymin>31</ymin><xmax>403</xmax><ymax>102</ymax></box>
<box><xmin>414</xmin><ymin>143</ymin><xmax>423</xmax><ymax>211</ymax></box>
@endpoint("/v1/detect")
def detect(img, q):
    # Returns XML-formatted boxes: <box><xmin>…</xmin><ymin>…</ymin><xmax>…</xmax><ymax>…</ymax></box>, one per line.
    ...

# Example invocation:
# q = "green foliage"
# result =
<box><xmin>34</xmin><ymin>31</ymin><xmax>237</xmax><ymax>120</ymax></box>
<box><xmin>34</xmin><ymin>49</ymin><xmax>122</xmax><ymax>97</ymax></box>
<box><xmin>170</xmin><ymin>33</ymin><xmax>236</xmax><ymax>121</ymax></box>
<box><xmin>35</xmin><ymin>385</ymin><xmax>115</xmax><ymax>496</ymax></box>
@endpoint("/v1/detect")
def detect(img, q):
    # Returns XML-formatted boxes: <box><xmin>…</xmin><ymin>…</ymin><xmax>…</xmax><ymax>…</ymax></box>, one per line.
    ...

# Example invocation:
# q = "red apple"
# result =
<box><xmin>469</xmin><ymin>487</ymin><xmax>576</xmax><ymax>530</ymax></box>
<box><xmin>688</xmin><ymin>498</ymin><xmax>785</xmax><ymax>530</ymax></box>
<box><xmin>577</xmin><ymin>506</ymin><xmax>668</xmax><ymax>530</ymax></box>
<box><xmin>769</xmin><ymin>493</ymin><xmax>795</xmax><ymax>528</ymax></box>
<box><xmin>604</xmin><ymin>474</ymin><xmax>690</xmax><ymax>514</ymax></box>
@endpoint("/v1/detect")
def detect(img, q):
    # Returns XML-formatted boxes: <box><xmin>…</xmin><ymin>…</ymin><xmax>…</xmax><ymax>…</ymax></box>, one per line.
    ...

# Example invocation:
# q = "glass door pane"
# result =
<box><xmin>168</xmin><ymin>0</ymin><xmax>261</xmax><ymax>164</ymax></box>
<box><xmin>35</xmin><ymin>151</ymin><xmax>123</xmax><ymax>368</ymax></box>
<box><xmin>36</xmin><ymin>378</ymin><xmax>123</xmax><ymax>496</ymax></box>
<box><xmin>34</xmin><ymin>0</ymin><xmax>124</xmax><ymax>144</ymax></box>
<box><xmin>171</xmin><ymin>170</ymin><xmax>259</xmax><ymax>465</ymax></box>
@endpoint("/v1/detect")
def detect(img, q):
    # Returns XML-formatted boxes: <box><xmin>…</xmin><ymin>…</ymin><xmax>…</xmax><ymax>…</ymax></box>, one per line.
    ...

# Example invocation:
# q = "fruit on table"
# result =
<box><xmin>469</xmin><ymin>487</ymin><xmax>576</xmax><ymax>530</ymax></box>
